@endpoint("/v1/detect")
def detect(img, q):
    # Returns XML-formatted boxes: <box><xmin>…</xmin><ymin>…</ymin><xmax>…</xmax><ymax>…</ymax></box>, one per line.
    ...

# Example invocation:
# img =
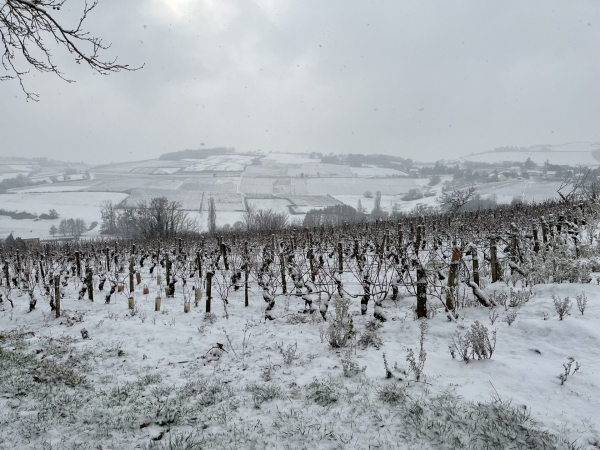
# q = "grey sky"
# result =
<box><xmin>1</xmin><ymin>0</ymin><xmax>599</xmax><ymax>164</ymax></box>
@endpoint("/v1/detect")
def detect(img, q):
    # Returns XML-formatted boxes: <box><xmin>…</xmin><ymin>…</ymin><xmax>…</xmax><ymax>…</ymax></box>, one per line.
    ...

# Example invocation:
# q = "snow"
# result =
<box><xmin>246</xmin><ymin>198</ymin><xmax>292</xmax><ymax>215</ymax></box>
<box><xmin>183</xmin><ymin>155</ymin><xmax>256</xmax><ymax>172</ymax></box>
<box><xmin>0</xmin><ymin>173</ymin><xmax>22</xmax><ymax>182</ymax></box>
<box><xmin>0</xmin><ymin>192</ymin><xmax>129</xmax><ymax>239</ymax></box>
<box><xmin>0</xmin><ymin>268</ymin><xmax>598</xmax><ymax>448</ymax></box>
<box><xmin>152</xmin><ymin>167</ymin><xmax>182</xmax><ymax>175</ymax></box>
<box><xmin>262</xmin><ymin>153</ymin><xmax>317</xmax><ymax>165</ymax></box>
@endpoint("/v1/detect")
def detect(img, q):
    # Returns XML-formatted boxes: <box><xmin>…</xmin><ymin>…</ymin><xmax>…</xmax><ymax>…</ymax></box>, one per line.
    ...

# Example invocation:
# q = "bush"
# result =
<box><xmin>305</xmin><ymin>378</ymin><xmax>340</xmax><ymax>406</ymax></box>
<box><xmin>357</xmin><ymin>329</ymin><xmax>383</xmax><ymax>349</ymax></box>
<box><xmin>449</xmin><ymin>321</ymin><xmax>496</xmax><ymax>363</ymax></box>
<box><xmin>552</xmin><ymin>295</ymin><xmax>572</xmax><ymax>320</ymax></box>
<box><xmin>401</xmin><ymin>189</ymin><xmax>423</xmax><ymax>201</ymax></box>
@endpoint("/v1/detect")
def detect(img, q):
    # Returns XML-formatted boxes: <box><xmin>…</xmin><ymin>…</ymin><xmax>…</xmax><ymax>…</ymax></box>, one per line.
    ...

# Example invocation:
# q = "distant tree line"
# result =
<box><xmin>242</xmin><ymin>205</ymin><xmax>289</xmax><ymax>231</ymax></box>
<box><xmin>303</xmin><ymin>204</ymin><xmax>365</xmax><ymax>227</ymax></box>
<box><xmin>0</xmin><ymin>174</ymin><xmax>33</xmax><ymax>194</ymax></box>
<box><xmin>100</xmin><ymin>197</ymin><xmax>196</xmax><ymax>238</ymax></box>
<box><xmin>49</xmin><ymin>218</ymin><xmax>87</xmax><ymax>237</ymax></box>
<box><xmin>159</xmin><ymin>147</ymin><xmax>234</xmax><ymax>161</ymax></box>
<box><xmin>0</xmin><ymin>233</ymin><xmax>26</xmax><ymax>251</ymax></box>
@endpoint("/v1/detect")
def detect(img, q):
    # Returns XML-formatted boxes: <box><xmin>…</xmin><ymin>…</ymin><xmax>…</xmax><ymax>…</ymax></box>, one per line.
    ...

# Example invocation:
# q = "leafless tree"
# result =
<box><xmin>558</xmin><ymin>166</ymin><xmax>600</xmax><ymax>202</ymax></box>
<box><xmin>439</xmin><ymin>186</ymin><xmax>476</xmax><ymax>213</ymax></box>
<box><xmin>1</xmin><ymin>0</ymin><xmax>141</xmax><ymax>100</ymax></box>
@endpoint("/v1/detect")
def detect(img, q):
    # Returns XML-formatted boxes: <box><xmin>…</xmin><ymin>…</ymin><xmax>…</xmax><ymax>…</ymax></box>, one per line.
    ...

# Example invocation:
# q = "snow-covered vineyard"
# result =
<box><xmin>1</xmin><ymin>199</ymin><xmax>599</xmax><ymax>449</ymax></box>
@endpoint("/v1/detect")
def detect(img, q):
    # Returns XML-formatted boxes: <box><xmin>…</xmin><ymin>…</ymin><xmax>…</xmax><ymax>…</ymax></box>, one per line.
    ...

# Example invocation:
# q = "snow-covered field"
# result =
<box><xmin>0</xmin><ymin>192</ymin><xmax>129</xmax><ymax>239</ymax></box>
<box><xmin>152</xmin><ymin>168</ymin><xmax>182</xmax><ymax>175</ymax></box>
<box><xmin>246</xmin><ymin>198</ymin><xmax>292</xmax><ymax>215</ymax></box>
<box><xmin>183</xmin><ymin>155</ymin><xmax>255</xmax><ymax>172</ymax></box>
<box><xmin>1</xmin><ymin>272</ymin><xmax>598</xmax><ymax>448</ymax></box>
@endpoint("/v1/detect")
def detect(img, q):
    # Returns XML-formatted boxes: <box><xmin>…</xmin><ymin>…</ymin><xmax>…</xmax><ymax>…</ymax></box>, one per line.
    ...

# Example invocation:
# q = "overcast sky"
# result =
<box><xmin>1</xmin><ymin>0</ymin><xmax>599</xmax><ymax>164</ymax></box>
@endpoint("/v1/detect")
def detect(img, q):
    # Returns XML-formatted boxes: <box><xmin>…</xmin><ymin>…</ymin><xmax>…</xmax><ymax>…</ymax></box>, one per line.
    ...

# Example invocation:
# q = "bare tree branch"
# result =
<box><xmin>1</xmin><ymin>0</ymin><xmax>142</xmax><ymax>100</ymax></box>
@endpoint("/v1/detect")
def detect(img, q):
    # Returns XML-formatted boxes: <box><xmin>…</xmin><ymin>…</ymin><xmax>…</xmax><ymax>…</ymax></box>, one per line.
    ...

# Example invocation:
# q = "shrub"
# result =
<box><xmin>377</xmin><ymin>383</ymin><xmax>407</xmax><ymax>404</ymax></box>
<box><xmin>552</xmin><ymin>295</ymin><xmax>572</xmax><ymax>320</ymax></box>
<box><xmin>305</xmin><ymin>378</ymin><xmax>340</xmax><ymax>406</ymax></box>
<box><xmin>576</xmin><ymin>293</ymin><xmax>587</xmax><ymax>315</ymax></box>
<box><xmin>401</xmin><ymin>189</ymin><xmax>423</xmax><ymax>201</ymax></box>
<box><xmin>340</xmin><ymin>350</ymin><xmax>366</xmax><ymax>377</ymax></box>
<box><xmin>449</xmin><ymin>321</ymin><xmax>496</xmax><ymax>363</ymax></box>
<box><xmin>357</xmin><ymin>329</ymin><xmax>383</xmax><ymax>349</ymax></box>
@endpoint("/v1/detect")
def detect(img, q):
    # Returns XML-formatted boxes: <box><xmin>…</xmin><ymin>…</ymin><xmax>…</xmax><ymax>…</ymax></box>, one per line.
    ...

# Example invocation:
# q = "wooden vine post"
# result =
<box><xmin>129</xmin><ymin>256</ymin><xmax>134</xmax><ymax>294</ymax></box>
<box><xmin>541</xmin><ymin>218</ymin><xmax>548</xmax><ymax>245</ymax></box>
<box><xmin>105</xmin><ymin>247</ymin><xmax>110</xmax><ymax>272</ymax></box>
<box><xmin>4</xmin><ymin>260</ymin><xmax>10</xmax><ymax>287</ymax></box>
<box><xmin>308</xmin><ymin>233</ymin><xmax>315</xmax><ymax>283</ymax></box>
<box><xmin>75</xmin><ymin>251</ymin><xmax>81</xmax><ymax>278</ymax></box>
<box><xmin>54</xmin><ymin>275</ymin><xmax>60</xmax><ymax>318</ymax></box>
<box><xmin>471</xmin><ymin>246</ymin><xmax>479</xmax><ymax>286</ymax></box>
<box><xmin>338</xmin><ymin>241</ymin><xmax>343</xmax><ymax>274</ymax></box>
<box><xmin>244</xmin><ymin>241</ymin><xmax>249</xmax><ymax>307</ymax></box>
<box><xmin>279</xmin><ymin>252</ymin><xmax>287</xmax><ymax>294</ymax></box>
<box><xmin>205</xmin><ymin>271</ymin><xmax>212</xmax><ymax>313</ymax></box>
<box><xmin>532</xmin><ymin>222</ymin><xmax>540</xmax><ymax>253</ymax></box>
<box><xmin>416</xmin><ymin>267</ymin><xmax>427</xmax><ymax>318</ymax></box>
<box><xmin>490</xmin><ymin>237</ymin><xmax>498</xmax><ymax>283</ymax></box>
<box><xmin>221</xmin><ymin>242</ymin><xmax>229</xmax><ymax>270</ymax></box>
<box><xmin>446</xmin><ymin>247</ymin><xmax>460</xmax><ymax>311</ymax></box>
<box><xmin>165</xmin><ymin>253</ymin><xmax>170</xmax><ymax>287</ymax></box>
<box><xmin>86</xmin><ymin>268</ymin><xmax>94</xmax><ymax>301</ymax></box>
<box><xmin>38</xmin><ymin>260</ymin><xmax>45</xmax><ymax>283</ymax></box>
<box><xmin>196</xmin><ymin>251</ymin><xmax>202</xmax><ymax>280</ymax></box>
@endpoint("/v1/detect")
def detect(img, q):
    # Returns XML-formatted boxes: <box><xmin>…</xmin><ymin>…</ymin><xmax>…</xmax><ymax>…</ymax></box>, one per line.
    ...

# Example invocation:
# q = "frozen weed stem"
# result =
<box><xmin>406</xmin><ymin>320</ymin><xmax>427</xmax><ymax>381</ymax></box>
<box><xmin>558</xmin><ymin>357</ymin><xmax>580</xmax><ymax>385</ymax></box>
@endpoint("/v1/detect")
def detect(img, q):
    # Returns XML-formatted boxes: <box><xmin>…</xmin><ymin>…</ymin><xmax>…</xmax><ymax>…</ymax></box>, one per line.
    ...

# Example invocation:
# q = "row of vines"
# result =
<box><xmin>1</xmin><ymin>199</ymin><xmax>598</xmax><ymax>324</ymax></box>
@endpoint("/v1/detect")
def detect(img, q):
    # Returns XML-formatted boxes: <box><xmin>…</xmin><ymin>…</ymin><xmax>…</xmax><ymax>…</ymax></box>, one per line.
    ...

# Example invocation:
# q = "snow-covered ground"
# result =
<box><xmin>0</xmin><ymin>270</ymin><xmax>598</xmax><ymax>448</ymax></box>
<box><xmin>183</xmin><ymin>155</ymin><xmax>255</xmax><ymax>172</ymax></box>
<box><xmin>0</xmin><ymin>192</ymin><xmax>129</xmax><ymax>239</ymax></box>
